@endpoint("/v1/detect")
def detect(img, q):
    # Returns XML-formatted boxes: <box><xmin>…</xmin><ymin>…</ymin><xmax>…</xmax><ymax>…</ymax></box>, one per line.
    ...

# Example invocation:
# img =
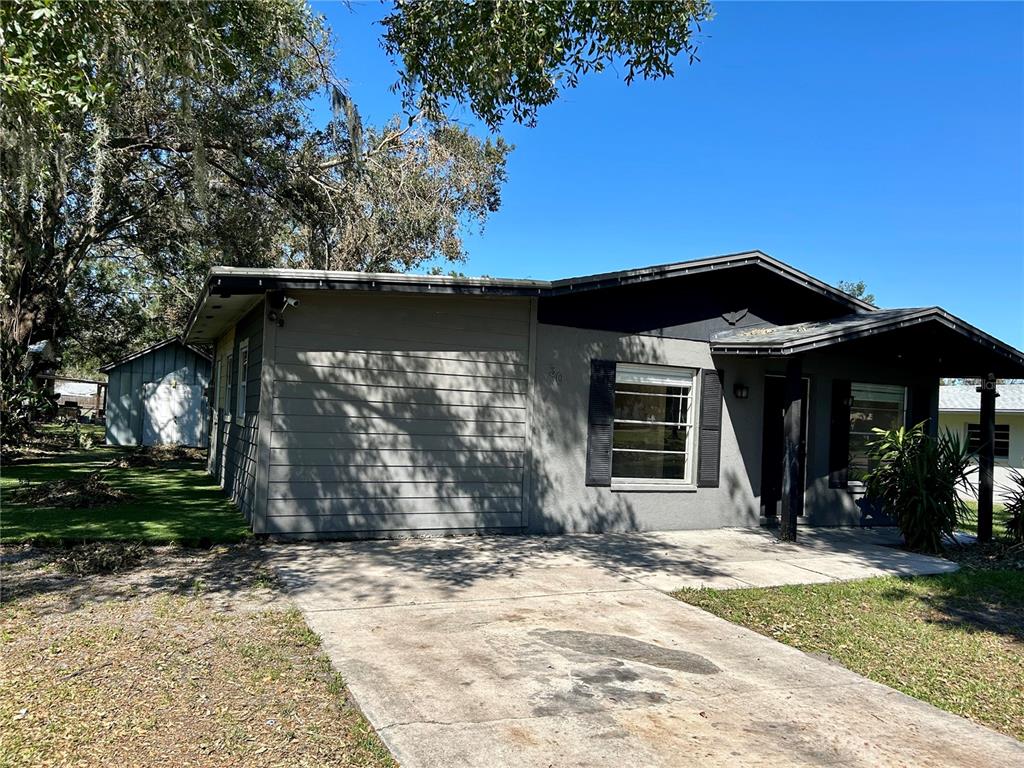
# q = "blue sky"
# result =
<box><xmin>311</xmin><ymin>1</ymin><xmax>1024</xmax><ymax>347</ymax></box>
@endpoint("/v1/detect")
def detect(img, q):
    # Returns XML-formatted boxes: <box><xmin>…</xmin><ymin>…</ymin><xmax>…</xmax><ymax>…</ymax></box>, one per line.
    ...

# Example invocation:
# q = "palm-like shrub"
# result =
<box><xmin>1000</xmin><ymin>468</ymin><xmax>1024</xmax><ymax>543</ymax></box>
<box><xmin>863</xmin><ymin>422</ymin><xmax>974</xmax><ymax>553</ymax></box>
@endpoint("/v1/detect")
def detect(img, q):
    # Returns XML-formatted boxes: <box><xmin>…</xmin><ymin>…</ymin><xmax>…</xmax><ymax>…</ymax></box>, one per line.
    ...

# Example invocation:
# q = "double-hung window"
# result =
<box><xmin>611</xmin><ymin>364</ymin><xmax>697</xmax><ymax>484</ymax></box>
<box><xmin>848</xmin><ymin>383</ymin><xmax>906</xmax><ymax>478</ymax></box>
<box><xmin>236</xmin><ymin>340</ymin><xmax>249</xmax><ymax>420</ymax></box>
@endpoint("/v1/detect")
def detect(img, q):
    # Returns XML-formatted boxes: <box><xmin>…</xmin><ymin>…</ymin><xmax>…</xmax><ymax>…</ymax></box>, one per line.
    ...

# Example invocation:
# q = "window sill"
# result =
<box><xmin>610</xmin><ymin>481</ymin><xmax>698</xmax><ymax>493</ymax></box>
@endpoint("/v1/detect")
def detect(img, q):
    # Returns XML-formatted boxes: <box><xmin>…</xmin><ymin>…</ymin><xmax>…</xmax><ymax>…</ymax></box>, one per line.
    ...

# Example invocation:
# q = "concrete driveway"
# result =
<box><xmin>269</xmin><ymin>529</ymin><xmax>1023</xmax><ymax>767</ymax></box>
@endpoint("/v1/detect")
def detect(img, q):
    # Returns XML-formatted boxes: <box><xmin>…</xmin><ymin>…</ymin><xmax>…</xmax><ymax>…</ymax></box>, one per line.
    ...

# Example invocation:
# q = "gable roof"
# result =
<box><xmin>99</xmin><ymin>337</ymin><xmax>212</xmax><ymax>373</ymax></box>
<box><xmin>184</xmin><ymin>250</ymin><xmax>874</xmax><ymax>343</ymax></box>
<box><xmin>940</xmin><ymin>384</ymin><xmax>1024</xmax><ymax>413</ymax></box>
<box><xmin>710</xmin><ymin>307</ymin><xmax>1024</xmax><ymax>377</ymax></box>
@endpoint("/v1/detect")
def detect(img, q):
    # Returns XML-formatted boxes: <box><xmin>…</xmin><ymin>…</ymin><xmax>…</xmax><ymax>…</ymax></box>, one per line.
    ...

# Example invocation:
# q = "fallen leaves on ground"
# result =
<box><xmin>0</xmin><ymin>546</ymin><xmax>395</xmax><ymax>768</ymax></box>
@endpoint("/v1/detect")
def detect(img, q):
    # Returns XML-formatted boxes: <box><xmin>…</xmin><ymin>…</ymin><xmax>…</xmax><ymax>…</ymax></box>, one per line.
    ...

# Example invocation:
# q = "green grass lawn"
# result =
<box><xmin>959</xmin><ymin>500</ymin><xmax>1010</xmax><ymax>537</ymax></box>
<box><xmin>676</xmin><ymin>570</ymin><xmax>1024</xmax><ymax>740</ymax></box>
<box><xmin>1</xmin><ymin>431</ymin><xmax>249</xmax><ymax>546</ymax></box>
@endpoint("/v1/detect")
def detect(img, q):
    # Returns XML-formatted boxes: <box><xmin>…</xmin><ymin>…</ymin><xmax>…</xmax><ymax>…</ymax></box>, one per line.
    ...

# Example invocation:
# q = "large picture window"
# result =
<box><xmin>612</xmin><ymin>364</ymin><xmax>697</xmax><ymax>483</ymax></box>
<box><xmin>849</xmin><ymin>383</ymin><xmax>906</xmax><ymax>478</ymax></box>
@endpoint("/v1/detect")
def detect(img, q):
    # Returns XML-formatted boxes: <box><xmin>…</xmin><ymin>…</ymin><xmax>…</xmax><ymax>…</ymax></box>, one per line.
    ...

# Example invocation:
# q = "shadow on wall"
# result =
<box><xmin>268</xmin><ymin>322</ymin><xmax>661</xmax><ymax>537</ymax></box>
<box><xmin>266</xmin><ymin>296</ymin><xmax>762</xmax><ymax>539</ymax></box>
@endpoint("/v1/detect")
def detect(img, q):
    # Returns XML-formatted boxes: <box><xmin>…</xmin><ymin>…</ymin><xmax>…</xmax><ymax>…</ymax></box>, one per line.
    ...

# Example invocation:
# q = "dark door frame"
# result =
<box><xmin>760</xmin><ymin>374</ymin><xmax>810</xmax><ymax>520</ymax></box>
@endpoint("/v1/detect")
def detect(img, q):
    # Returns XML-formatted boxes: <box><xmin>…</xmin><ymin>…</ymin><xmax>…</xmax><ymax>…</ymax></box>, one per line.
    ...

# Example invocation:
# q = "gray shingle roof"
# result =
<box><xmin>710</xmin><ymin>308</ymin><xmax>926</xmax><ymax>352</ymax></box>
<box><xmin>939</xmin><ymin>384</ymin><xmax>1024</xmax><ymax>412</ymax></box>
<box><xmin>710</xmin><ymin>308</ymin><xmax>1024</xmax><ymax>378</ymax></box>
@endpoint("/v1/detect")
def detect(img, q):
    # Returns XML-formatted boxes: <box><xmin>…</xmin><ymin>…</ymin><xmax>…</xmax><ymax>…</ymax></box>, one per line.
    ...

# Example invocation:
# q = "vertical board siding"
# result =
<box><xmin>266</xmin><ymin>292</ymin><xmax>532</xmax><ymax>537</ymax></box>
<box><xmin>218</xmin><ymin>302</ymin><xmax>264</xmax><ymax>520</ymax></box>
<box><xmin>104</xmin><ymin>341</ymin><xmax>211</xmax><ymax>447</ymax></box>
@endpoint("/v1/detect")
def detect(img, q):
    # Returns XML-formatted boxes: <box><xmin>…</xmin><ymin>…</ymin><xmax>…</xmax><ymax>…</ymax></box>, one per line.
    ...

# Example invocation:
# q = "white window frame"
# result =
<box><xmin>224</xmin><ymin>352</ymin><xmax>234</xmax><ymax>419</ymax></box>
<box><xmin>213</xmin><ymin>359</ymin><xmax>223</xmax><ymax>414</ymax></box>
<box><xmin>236</xmin><ymin>340</ymin><xmax>249</xmax><ymax>420</ymax></box>
<box><xmin>611</xmin><ymin>363</ymin><xmax>699</xmax><ymax>489</ymax></box>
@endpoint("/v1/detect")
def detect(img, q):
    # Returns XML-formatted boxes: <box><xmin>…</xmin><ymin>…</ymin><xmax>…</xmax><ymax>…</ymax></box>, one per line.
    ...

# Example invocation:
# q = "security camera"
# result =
<box><xmin>268</xmin><ymin>295</ymin><xmax>300</xmax><ymax>327</ymax></box>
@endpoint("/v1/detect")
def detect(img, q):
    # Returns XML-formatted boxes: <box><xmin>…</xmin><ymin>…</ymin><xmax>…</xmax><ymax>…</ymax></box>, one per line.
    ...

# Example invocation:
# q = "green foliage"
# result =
<box><xmin>290</xmin><ymin>116</ymin><xmax>511</xmax><ymax>273</ymax></box>
<box><xmin>0</xmin><ymin>335</ymin><xmax>56</xmax><ymax>446</ymax></box>
<box><xmin>383</xmin><ymin>0</ymin><xmax>714</xmax><ymax>128</ymax></box>
<box><xmin>0</xmin><ymin>442</ymin><xmax>250</xmax><ymax>545</ymax></box>
<box><xmin>1000</xmin><ymin>469</ymin><xmax>1024</xmax><ymax>543</ymax></box>
<box><xmin>3</xmin><ymin>0</ymin><xmax>711</xmax><ymax>375</ymax></box>
<box><xmin>1</xmin><ymin>0</ymin><xmax>334</xmax><ymax>364</ymax></box>
<box><xmin>1</xmin><ymin>1</ymin><xmax>516</xmax><ymax>374</ymax></box>
<box><xmin>863</xmin><ymin>422</ymin><xmax>974</xmax><ymax>553</ymax></box>
<box><xmin>836</xmin><ymin>279</ymin><xmax>876</xmax><ymax>306</ymax></box>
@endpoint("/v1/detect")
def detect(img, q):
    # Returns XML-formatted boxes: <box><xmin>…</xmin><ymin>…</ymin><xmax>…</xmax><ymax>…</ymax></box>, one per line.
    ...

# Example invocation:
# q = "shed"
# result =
<box><xmin>100</xmin><ymin>338</ymin><xmax>212</xmax><ymax>447</ymax></box>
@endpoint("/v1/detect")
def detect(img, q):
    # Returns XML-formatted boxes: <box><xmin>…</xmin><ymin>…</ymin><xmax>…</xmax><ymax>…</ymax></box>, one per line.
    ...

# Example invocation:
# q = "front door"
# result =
<box><xmin>760</xmin><ymin>375</ymin><xmax>809</xmax><ymax>519</ymax></box>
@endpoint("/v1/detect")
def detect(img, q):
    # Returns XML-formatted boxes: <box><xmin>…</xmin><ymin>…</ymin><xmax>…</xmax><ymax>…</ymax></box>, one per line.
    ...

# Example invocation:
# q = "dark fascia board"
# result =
<box><xmin>182</xmin><ymin>267</ymin><xmax>549</xmax><ymax>342</ymax></box>
<box><xmin>183</xmin><ymin>251</ymin><xmax>875</xmax><ymax>341</ymax></box>
<box><xmin>710</xmin><ymin>307</ymin><xmax>1024</xmax><ymax>370</ymax></box>
<box><xmin>99</xmin><ymin>337</ymin><xmax>213</xmax><ymax>372</ymax></box>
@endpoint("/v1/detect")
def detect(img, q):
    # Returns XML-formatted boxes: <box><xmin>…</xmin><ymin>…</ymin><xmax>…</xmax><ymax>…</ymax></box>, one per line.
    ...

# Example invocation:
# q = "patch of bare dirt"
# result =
<box><xmin>943</xmin><ymin>540</ymin><xmax>1024</xmax><ymax>571</ymax></box>
<box><xmin>0</xmin><ymin>544</ymin><xmax>395</xmax><ymax>767</ymax></box>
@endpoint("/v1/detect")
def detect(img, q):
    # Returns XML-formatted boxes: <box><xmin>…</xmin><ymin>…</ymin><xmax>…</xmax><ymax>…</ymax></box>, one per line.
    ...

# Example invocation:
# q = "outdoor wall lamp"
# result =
<box><xmin>733</xmin><ymin>383</ymin><xmax>750</xmax><ymax>399</ymax></box>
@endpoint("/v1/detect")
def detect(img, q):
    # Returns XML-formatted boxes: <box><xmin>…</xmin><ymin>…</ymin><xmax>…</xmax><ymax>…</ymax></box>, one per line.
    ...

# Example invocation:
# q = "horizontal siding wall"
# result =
<box><xmin>266</xmin><ymin>291</ymin><xmax>532</xmax><ymax>537</ymax></box>
<box><xmin>220</xmin><ymin>302</ymin><xmax>264</xmax><ymax>521</ymax></box>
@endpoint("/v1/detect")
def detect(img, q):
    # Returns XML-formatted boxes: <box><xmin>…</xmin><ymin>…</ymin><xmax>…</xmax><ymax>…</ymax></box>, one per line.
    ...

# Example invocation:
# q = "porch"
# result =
<box><xmin>713</xmin><ymin>307</ymin><xmax>1024</xmax><ymax>542</ymax></box>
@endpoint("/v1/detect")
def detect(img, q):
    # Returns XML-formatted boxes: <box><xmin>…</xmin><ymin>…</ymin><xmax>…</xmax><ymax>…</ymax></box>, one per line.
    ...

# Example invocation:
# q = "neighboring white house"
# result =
<box><xmin>939</xmin><ymin>384</ymin><xmax>1024</xmax><ymax>502</ymax></box>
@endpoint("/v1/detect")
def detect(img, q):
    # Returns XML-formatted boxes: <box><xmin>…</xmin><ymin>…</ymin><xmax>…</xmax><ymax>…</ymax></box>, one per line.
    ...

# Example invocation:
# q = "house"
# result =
<box><xmin>100</xmin><ymin>338</ymin><xmax>212</xmax><ymax>447</ymax></box>
<box><xmin>182</xmin><ymin>250</ymin><xmax>1024</xmax><ymax>539</ymax></box>
<box><xmin>939</xmin><ymin>383</ymin><xmax>1024</xmax><ymax>502</ymax></box>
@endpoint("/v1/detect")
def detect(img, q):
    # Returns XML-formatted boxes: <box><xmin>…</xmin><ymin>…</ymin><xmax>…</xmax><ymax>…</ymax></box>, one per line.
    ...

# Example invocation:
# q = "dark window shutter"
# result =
<box><xmin>585</xmin><ymin>359</ymin><xmax>617</xmax><ymax>487</ymax></box>
<box><xmin>696</xmin><ymin>369</ymin><xmax>723</xmax><ymax>488</ymax></box>
<box><xmin>828</xmin><ymin>379</ymin><xmax>851</xmax><ymax>488</ymax></box>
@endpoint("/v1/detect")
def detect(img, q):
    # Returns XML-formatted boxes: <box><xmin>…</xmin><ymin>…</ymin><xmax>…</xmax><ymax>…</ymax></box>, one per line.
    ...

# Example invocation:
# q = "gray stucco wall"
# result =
<box><xmin>525</xmin><ymin>323</ymin><xmax>764</xmax><ymax>533</ymax></box>
<box><xmin>260</xmin><ymin>291</ymin><xmax>532</xmax><ymax>537</ymax></box>
<box><xmin>105</xmin><ymin>342</ymin><xmax>211</xmax><ymax>447</ymax></box>
<box><xmin>525</xmin><ymin>326</ymin><xmax>938</xmax><ymax>532</ymax></box>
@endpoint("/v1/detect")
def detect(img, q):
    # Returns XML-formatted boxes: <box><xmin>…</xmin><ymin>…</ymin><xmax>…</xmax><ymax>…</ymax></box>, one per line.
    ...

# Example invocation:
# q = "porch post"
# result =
<box><xmin>780</xmin><ymin>355</ymin><xmax>804</xmax><ymax>542</ymax></box>
<box><xmin>976</xmin><ymin>373</ymin><xmax>997</xmax><ymax>543</ymax></box>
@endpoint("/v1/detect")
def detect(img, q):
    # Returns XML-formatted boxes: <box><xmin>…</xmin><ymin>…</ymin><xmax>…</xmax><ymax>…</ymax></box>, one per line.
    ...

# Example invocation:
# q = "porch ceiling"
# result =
<box><xmin>710</xmin><ymin>307</ymin><xmax>1024</xmax><ymax>378</ymax></box>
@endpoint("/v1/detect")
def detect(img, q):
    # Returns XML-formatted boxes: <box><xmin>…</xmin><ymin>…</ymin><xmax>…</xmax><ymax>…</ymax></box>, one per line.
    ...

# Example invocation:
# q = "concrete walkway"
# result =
<box><xmin>269</xmin><ymin>528</ymin><xmax>1022</xmax><ymax>767</ymax></box>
